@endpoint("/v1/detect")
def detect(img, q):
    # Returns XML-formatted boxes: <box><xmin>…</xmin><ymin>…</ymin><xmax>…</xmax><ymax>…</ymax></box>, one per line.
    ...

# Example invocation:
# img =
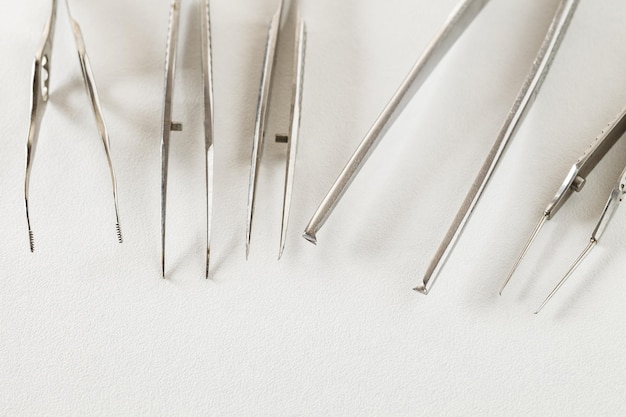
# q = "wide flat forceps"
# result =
<box><xmin>160</xmin><ymin>0</ymin><xmax>215</xmax><ymax>278</ymax></box>
<box><xmin>303</xmin><ymin>0</ymin><xmax>579</xmax><ymax>295</ymax></box>
<box><xmin>24</xmin><ymin>0</ymin><xmax>122</xmax><ymax>252</ymax></box>
<box><xmin>246</xmin><ymin>0</ymin><xmax>306</xmax><ymax>260</ymax></box>
<box><xmin>501</xmin><ymin>106</ymin><xmax>626</xmax><ymax>313</ymax></box>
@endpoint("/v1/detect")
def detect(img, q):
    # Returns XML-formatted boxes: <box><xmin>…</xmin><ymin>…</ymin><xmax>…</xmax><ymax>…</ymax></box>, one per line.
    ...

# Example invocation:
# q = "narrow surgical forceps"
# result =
<box><xmin>24</xmin><ymin>0</ymin><xmax>122</xmax><ymax>252</ymax></box>
<box><xmin>160</xmin><ymin>0</ymin><xmax>215</xmax><ymax>278</ymax></box>
<box><xmin>500</xmin><ymin>106</ymin><xmax>626</xmax><ymax>313</ymax></box>
<box><xmin>246</xmin><ymin>0</ymin><xmax>306</xmax><ymax>260</ymax></box>
<box><xmin>303</xmin><ymin>0</ymin><xmax>579</xmax><ymax>295</ymax></box>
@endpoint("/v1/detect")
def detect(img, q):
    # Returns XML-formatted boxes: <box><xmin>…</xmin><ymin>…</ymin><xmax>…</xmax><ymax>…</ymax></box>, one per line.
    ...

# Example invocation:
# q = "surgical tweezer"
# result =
<box><xmin>24</xmin><ymin>0</ymin><xmax>122</xmax><ymax>252</ymax></box>
<box><xmin>500</xmin><ymin>106</ymin><xmax>626</xmax><ymax>313</ymax></box>
<box><xmin>303</xmin><ymin>0</ymin><xmax>579</xmax><ymax>295</ymax></box>
<box><xmin>160</xmin><ymin>0</ymin><xmax>215</xmax><ymax>278</ymax></box>
<box><xmin>246</xmin><ymin>0</ymin><xmax>306</xmax><ymax>260</ymax></box>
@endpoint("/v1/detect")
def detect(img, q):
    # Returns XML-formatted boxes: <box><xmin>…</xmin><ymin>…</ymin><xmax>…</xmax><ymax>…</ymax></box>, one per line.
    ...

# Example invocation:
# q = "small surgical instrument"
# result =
<box><xmin>246</xmin><ymin>0</ymin><xmax>306</xmax><ymax>260</ymax></box>
<box><xmin>303</xmin><ymin>0</ymin><xmax>579</xmax><ymax>295</ymax></box>
<box><xmin>24</xmin><ymin>0</ymin><xmax>122</xmax><ymax>252</ymax></box>
<box><xmin>160</xmin><ymin>0</ymin><xmax>215</xmax><ymax>278</ymax></box>
<box><xmin>499</xmin><ymin>106</ymin><xmax>626</xmax><ymax>313</ymax></box>
<box><xmin>303</xmin><ymin>0</ymin><xmax>489</xmax><ymax>246</ymax></box>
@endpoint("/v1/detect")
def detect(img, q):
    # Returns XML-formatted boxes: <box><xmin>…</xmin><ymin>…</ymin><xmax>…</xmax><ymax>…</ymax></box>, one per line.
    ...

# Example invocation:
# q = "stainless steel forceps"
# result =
<box><xmin>501</xmin><ymin>106</ymin><xmax>626</xmax><ymax>313</ymax></box>
<box><xmin>160</xmin><ymin>0</ymin><xmax>215</xmax><ymax>278</ymax></box>
<box><xmin>24</xmin><ymin>0</ymin><xmax>122</xmax><ymax>252</ymax></box>
<box><xmin>246</xmin><ymin>0</ymin><xmax>306</xmax><ymax>260</ymax></box>
<box><xmin>303</xmin><ymin>0</ymin><xmax>579</xmax><ymax>295</ymax></box>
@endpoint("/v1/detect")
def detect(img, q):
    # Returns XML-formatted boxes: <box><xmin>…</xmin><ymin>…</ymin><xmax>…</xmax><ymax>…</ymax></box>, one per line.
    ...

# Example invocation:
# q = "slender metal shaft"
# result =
<box><xmin>535</xmin><ymin>239</ymin><xmax>595</xmax><ymax>314</ymax></box>
<box><xmin>161</xmin><ymin>0</ymin><xmax>182</xmax><ymax>278</ymax></box>
<box><xmin>415</xmin><ymin>0</ymin><xmax>579</xmax><ymax>295</ymax></box>
<box><xmin>246</xmin><ymin>1</ymin><xmax>284</xmax><ymax>259</ymax></box>
<box><xmin>201</xmin><ymin>0</ymin><xmax>215</xmax><ymax>278</ymax></box>
<box><xmin>279</xmin><ymin>16</ymin><xmax>306</xmax><ymax>260</ymax></box>
<box><xmin>500</xmin><ymin>214</ymin><xmax>547</xmax><ymax>294</ymax></box>
<box><xmin>302</xmin><ymin>0</ymin><xmax>490</xmax><ymax>244</ymax></box>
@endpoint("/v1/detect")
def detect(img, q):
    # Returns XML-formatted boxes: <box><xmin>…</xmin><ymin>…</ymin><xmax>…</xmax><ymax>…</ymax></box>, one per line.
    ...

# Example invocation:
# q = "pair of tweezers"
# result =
<box><xmin>24</xmin><ymin>0</ymin><xmax>122</xmax><ymax>252</ymax></box>
<box><xmin>501</xmin><ymin>105</ymin><xmax>626</xmax><ymax>313</ymax></box>
<box><xmin>302</xmin><ymin>0</ymin><xmax>579</xmax><ymax>294</ymax></box>
<box><xmin>160</xmin><ymin>0</ymin><xmax>215</xmax><ymax>278</ymax></box>
<box><xmin>246</xmin><ymin>0</ymin><xmax>306</xmax><ymax>260</ymax></box>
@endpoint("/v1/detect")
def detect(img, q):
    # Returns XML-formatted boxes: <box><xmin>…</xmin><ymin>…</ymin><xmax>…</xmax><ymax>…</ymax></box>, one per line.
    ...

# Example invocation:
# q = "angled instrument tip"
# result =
<box><xmin>302</xmin><ymin>231</ymin><xmax>317</xmax><ymax>245</ymax></box>
<box><xmin>413</xmin><ymin>285</ymin><xmax>428</xmax><ymax>295</ymax></box>
<box><xmin>500</xmin><ymin>214</ymin><xmax>548</xmax><ymax>295</ymax></box>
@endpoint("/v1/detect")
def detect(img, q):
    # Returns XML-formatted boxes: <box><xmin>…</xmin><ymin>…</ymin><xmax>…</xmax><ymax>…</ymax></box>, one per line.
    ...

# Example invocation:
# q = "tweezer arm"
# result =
<box><xmin>416</xmin><ymin>0</ymin><xmax>579</xmax><ymax>294</ymax></box>
<box><xmin>303</xmin><ymin>0</ymin><xmax>490</xmax><ymax>244</ymax></box>
<box><xmin>591</xmin><ymin>167</ymin><xmax>626</xmax><ymax>242</ymax></box>
<box><xmin>246</xmin><ymin>0</ymin><xmax>285</xmax><ymax>258</ymax></box>
<box><xmin>545</xmin><ymin>105</ymin><xmax>626</xmax><ymax>219</ymax></box>
<box><xmin>161</xmin><ymin>0</ymin><xmax>182</xmax><ymax>277</ymax></box>
<box><xmin>65</xmin><ymin>1</ymin><xmax>123</xmax><ymax>243</ymax></box>
<box><xmin>201</xmin><ymin>0</ymin><xmax>215</xmax><ymax>277</ymax></box>
<box><xmin>25</xmin><ymin>0</ymin><xmax>57</xmax><ymax>252</ymax></box>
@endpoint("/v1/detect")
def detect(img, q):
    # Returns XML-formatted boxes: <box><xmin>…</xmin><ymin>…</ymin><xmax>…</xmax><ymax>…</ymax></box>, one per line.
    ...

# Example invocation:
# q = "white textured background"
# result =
<box><xmin>1</xmin><ymin>0</ymin><xmax>626</xmax><ymax>415</ymax></box>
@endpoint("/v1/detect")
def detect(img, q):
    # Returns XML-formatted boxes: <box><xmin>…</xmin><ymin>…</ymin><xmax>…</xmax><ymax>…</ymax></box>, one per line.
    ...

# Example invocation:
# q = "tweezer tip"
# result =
<box><xmin>413</xmin><ymin>286</ymin><xmax>428</xmax><ymax>295</ymax></box>
<box><xmin>116</xmin><ymin>223</ymin><xmax>123</xmax><ymax>244</ymax></box>
<box><xmin>28</xmin><ymin>230</ymin><xmax>35</xmax><ymax>253</ymax></box>
<box><xmin>302</xmin><ymin>232</ymin><xmax>317</xmax><ymax>245</ymax></box>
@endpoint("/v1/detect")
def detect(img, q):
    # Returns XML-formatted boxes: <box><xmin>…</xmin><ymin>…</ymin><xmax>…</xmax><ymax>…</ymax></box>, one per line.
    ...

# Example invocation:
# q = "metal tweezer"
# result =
<box><xmin>160</xmin><ymin>0</ymin><xmax>215</xmax><ymax>278</ymax></box>
<box><xmin>24</xmin><ymin>0</ymin><xmax>122</xmax><ymax>252</ymax></box>
<box><xmin>303</xmin><ymin>0</ymin><xmax>579</xmax><ymax>295</ymax></box>
<box><xmin>500</xmin><ymin>106</ymin><xmax>626</xmax><ymax>313</ymax></box>
<box><xmin>246</xmin><ymin>0</ymin><xmax>306</xmax><ymax>260</ymax></box>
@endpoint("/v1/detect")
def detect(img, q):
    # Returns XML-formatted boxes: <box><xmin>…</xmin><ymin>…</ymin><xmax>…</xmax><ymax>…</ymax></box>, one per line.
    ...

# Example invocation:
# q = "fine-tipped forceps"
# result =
<box><xmin>160</xmin><ymin>0</ymin><xmax>215</xmax><ymax>278</ymax></box>
<box><xmin>303</xmin><ymin>0</ymin><xmax>579</xmax><ymax>295</ymax></box>
<box><xmin>246</xmin><ymin>0</ymin><xmax>306</xmax><ymax>260</ymax></box>
<box><xmin>500</xmin><ymin>106</ymin><xmax>626</xmax><ymax>313</ymax></box>
<box><xmin>24</xmin><ymin>0</ymin><xmax>122</xmax><ymax>252</ymax></box>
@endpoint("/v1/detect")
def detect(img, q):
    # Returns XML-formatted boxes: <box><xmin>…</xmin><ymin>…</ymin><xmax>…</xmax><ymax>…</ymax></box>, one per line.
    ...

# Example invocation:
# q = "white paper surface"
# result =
<box><xmin>1</xmin><ymin>0</ymin><xmax>626</xmax><ymax>415</ymax></box>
